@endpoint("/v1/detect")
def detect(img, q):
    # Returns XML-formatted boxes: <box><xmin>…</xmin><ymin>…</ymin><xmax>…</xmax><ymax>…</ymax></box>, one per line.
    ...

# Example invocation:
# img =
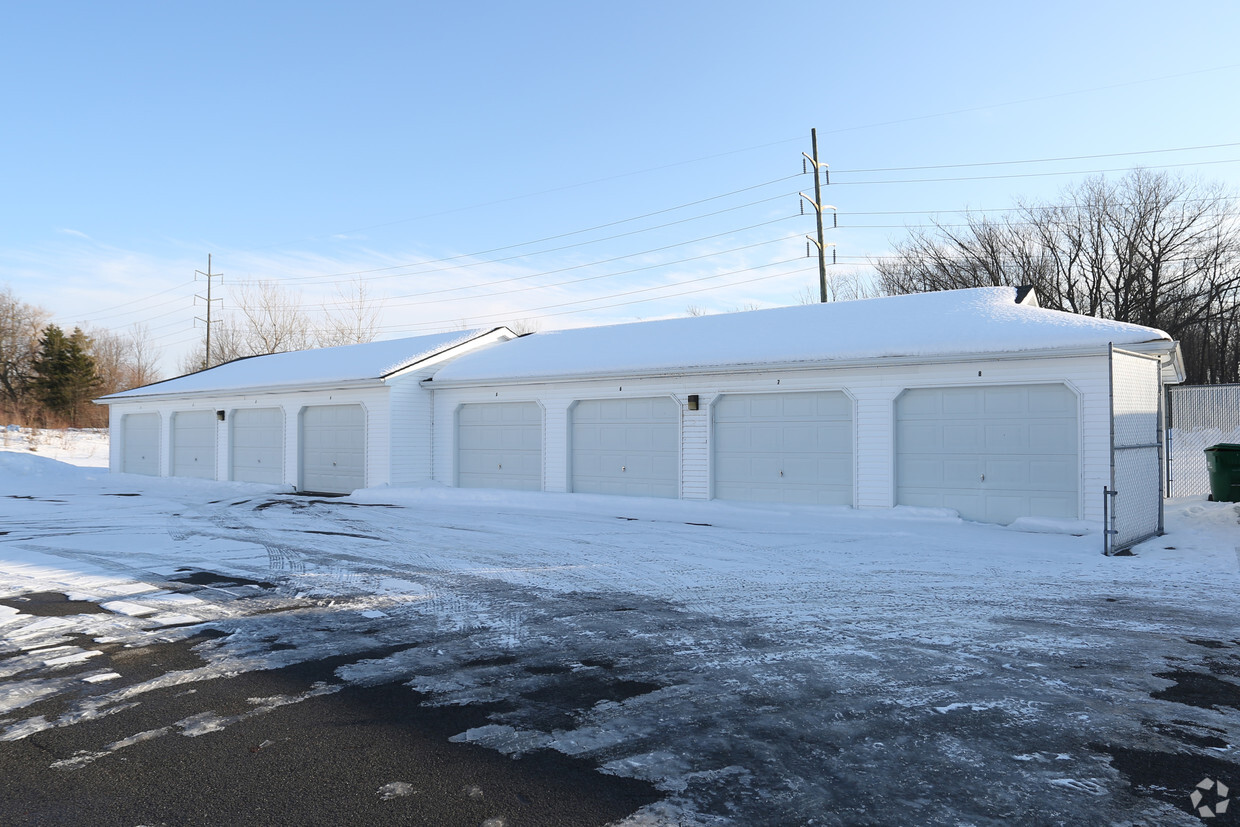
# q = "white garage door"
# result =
<box><xmin>231</xmin><ymin>408</ymin><xmax>284</xmax><ymax>485</ymax></box>
<box><xmin>571</xmin><ymin>397</ymin><xmax>679</xmax><ymax>498</ymax></box>
<box><xmin>457</xmin><ymin>402</ymin><xmax>543</xmax><ymax>491</ymax></box>
<box><xmin>122</xmin><ymin>412</ymin><xmax>161</xmax><ymax>476</ymax></box>
<box><xmin>171</xmin><ymin>411</ymin><xmax>217</xmax><ymax>479</ymax></box>
<box><xmin>301</xmin><ymin>404</ymin><xmax>366</xmax><ymax>494</ymax></box>
<box><xmin>895</xmin><ymin>384</ymin><xmax>1078</xmax><ymax>524</ymax></box>
<box><xmin>713</xmin><ymin>391</ymin><xmax>853</xmax><ymax>505</ymax></box>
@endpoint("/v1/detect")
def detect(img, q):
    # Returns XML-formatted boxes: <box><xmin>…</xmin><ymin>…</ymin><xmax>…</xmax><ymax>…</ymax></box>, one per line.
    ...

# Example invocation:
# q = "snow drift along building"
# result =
<box><xmin>96</xmin><ymin>288</ymin><xmax>1183</xmax><ymax>546</ymax></box>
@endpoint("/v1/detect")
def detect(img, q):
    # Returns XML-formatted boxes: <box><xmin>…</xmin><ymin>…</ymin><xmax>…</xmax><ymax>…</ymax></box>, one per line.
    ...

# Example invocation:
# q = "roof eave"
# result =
<box><xmin>94</xmin><ymin>376</ymin><xmax>387</xmax><ymax>405</ymax></box>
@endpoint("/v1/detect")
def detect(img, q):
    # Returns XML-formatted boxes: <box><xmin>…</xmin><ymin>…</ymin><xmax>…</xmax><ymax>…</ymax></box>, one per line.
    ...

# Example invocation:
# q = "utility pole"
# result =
<box><xmin>194</xmin><ymin>255</ymin><xmax>223</xmax><ymax>370</ymax></box>
<box><xmin>800</xmin><ymin>128</ymin><xmax>837</xmax><ymax>302</ymax></box>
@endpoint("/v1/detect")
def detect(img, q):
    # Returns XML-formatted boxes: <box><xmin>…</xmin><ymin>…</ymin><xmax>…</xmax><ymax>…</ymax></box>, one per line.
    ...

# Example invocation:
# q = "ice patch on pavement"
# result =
<box><xmin>377</xmin><ymin>781</ymin><xmax>417</xmax><ymax>800</ymax></box>
<box><xmin>449</xmin><ymin>724</ymin><xmax>553</xmax><ymax>755</ymax></box>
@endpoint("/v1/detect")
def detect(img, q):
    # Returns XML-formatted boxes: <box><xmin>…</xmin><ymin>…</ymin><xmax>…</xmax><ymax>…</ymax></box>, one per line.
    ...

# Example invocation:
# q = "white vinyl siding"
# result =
<box><xmin>121</xmin><ymin>412</ymin><xmax>161</xmax><ymax>476</ymax></box>
<box><xmin>571</xmin><ymin>397</ymin><xmax>679</xmax><ymax>498</ymax></box>
<box><xmin>171</xmin><ymin>411</ymin><xmax>217</xmax><ymax>479</ymax></box>
<box><xmin>713</xmin><ymin>391</ymin><xmax>853</xmax><ymax>505</ymax></box>
<box><xmin>457</xmin><ymin>401</ymin><xmax>543</xmax><ymax>490</ymax></box>
<box><xmin>895</xmin><ymin>384</ymin><xmax>1079</xmax><ymax>524</ymax></box>
<box><xmin>300</xmin><ymin>404</ymin><xmax>366</xmax><ymax>494</ymax></box>
<box><xmin>231</xmin><ymin>407</ymin><xmax>284</xmax><ymax>485</ymax></box>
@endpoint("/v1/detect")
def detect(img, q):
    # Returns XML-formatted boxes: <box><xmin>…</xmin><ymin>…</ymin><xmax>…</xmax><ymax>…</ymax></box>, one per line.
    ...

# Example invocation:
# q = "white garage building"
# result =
<box><xmin>427</xmin><ymin>287</ymin><xmax>1183</xmax><ymax>548</ymax></box>
<box><xmin>95</xmin><ymin>328</ymin><xmax>514</xmax><ymax>495</ymax></box>
<box><xmin>97</xmin><ymin>288</ymin><xmax>1182</xmax><ymax>548</ymax></box>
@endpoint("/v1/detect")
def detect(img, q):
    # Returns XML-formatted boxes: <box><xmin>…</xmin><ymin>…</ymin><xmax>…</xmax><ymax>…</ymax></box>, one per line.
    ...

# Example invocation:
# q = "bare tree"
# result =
<box><xmin>797</xmin><ymin>270</ymin><xmax>881</xmax><ymax>305</ymax></box>
<box><xmin>194</xmin><ymin>280</ymin><xmax>314</xmax><ymax>368</ymax></box>
<box><xmin>684</xmin><ymin>305</ymin><xmax>709</xmax><ymax>317</ymax></box>
<box><xmin>505</xmin><ymin>319</ymin><xmax>541</xmax><ymax>336</ymax></box>
<box><xmin>876</xmin><ymin>170</ymin><xmax>1240</xmax><ymax>383</ymax></box>
<box><xmin>233</xmin><ymin>280</ymin><xmax>312</xmax><ymax>355</ymax></box>
<box><xmin>86</xmin><ymin>327</ymin><xmax>128</xmax><ymax>397</ymax></box>
<box><xmin>0</xmin><ymin>286</ymin><xmax>49</xmax><ymax>422</ymax></box>
<box><xmin>125</xmin><ymin>323</ymin><xmax>162</xmax><ymax>388</ymax></box>
<box><xmin>317</xmin><ymin>279</ymin><xmax>382</xmax><ymax>348</ymax></box>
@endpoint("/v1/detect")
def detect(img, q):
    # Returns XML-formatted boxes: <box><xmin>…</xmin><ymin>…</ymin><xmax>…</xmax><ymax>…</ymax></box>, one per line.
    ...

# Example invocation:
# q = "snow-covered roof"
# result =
<box><xmin>99</xmin><ymin>329</ymin><xmax>501</xmax><ymax>401</ymax></box>
<box><xmin>432</xmin><ymin>288</ymin><xmax>1179</xmax><ymax>385</ymax></box>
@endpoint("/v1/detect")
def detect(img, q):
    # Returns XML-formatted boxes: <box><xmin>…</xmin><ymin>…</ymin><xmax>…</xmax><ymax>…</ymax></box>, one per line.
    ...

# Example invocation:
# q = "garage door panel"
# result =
<box><xmin>1028</xmin><ymin>459</ymin><xmax>1077</xmax><ymax>489</ymax></box>
<box><xmin>301</xmin><ymin>405</ymin><xmax>366</xmax><ymax>494</ymax></box>
<box><xmin>172</xmin><ymin>411</ymin><xmax>217</xmax><ymax>479</ymax></box>
<box><xmin>779</xmin><ymin>395</ymin><xmax>816</xmax><ymax>417</ymax></box>
<box><xmin>984</xmin><ymin>495</ymin><xmax>1028</xmax><ymax>524</ymax></box>
<box><xmin>231</xmin><ymin>408</ymin><xmax>284</xmax><ymax>484</ymax></box>
<box><xmin>1028</xmin><ymin>385</ymin><xmax>1077</xmax><ymax>413</ymax></box>
<box><xmin>817</xmin><ymin>422</ymin><xmax>851</xmax><ymax>444</ymax></box>
<box><xmin>122</xmin><ymin>413</ymin><xmax>161</xmax><ymax>476</ymax></box>
<box><xmin>817</xmin><ymin>456</ymin><xmax>853</xmax><ymax>484</ymax></box>
<box><xmin>984</xmin><ymin>459</ymin><xmax>1029</xmax><ymax>487</ymax></box>
<box><xmin>984</xmin><ymin>387</ymin><xmax>1026</xmax><ymax>413</ymax></box>
<box><xmin>942</xmin><ymin>424</ymin><xmax>983</xmax><ymax>452</ymax></box>
<box><xmin>897</xmin><ymin>384</ymin><xmax>1078</xmax><ymax>524</ymax></box>
<box><xmin>781</xmin><ymin>457</ymin><xmax>822</xmax><ymax>483</ymax></box>
<box><xmin>897</xmin><ymin>421</ymin><xmax>942</xmax><ymax>449</ymax></box>
<box><xmin>942</xmin><ymin>389</ymin><xmax>982</xmax><ymax>415</ymax></box>
<box><xmin>943</xmin><ymin>459</ymin><xmax>983</xmax><ymax>487</ymax></box>
<box><xmin>457</xmin><ymin>402</ymin><xmax>543</xmax><ymax>491</ymax></box>
<box><xmin>713</xmin><ymin>391</ymin><xmax>853</xmax><ymax>506</ymax></box>
<box><xmin>984</xmin><ymin>423</ymin><xmax>1027</xmax><ymax>452</ymax></box>
<box><xmin>1029</xmin><ymin>422</ymin><xmax>1076</xmax><ymax>452</ymax></box>
<box><xmin>1027</xmin><ymin>494</ymin><xmax>1077</xmax><ymax>518</ymax></box>
<box><xmin>899</xmin><ymin>458</ymin><xmax>943</xmax><ymax>487</ymax></box>
<box><xmin>571</xmin><ymin>398</ymin><xmax>679</xmax><ymax>498</ymax></box>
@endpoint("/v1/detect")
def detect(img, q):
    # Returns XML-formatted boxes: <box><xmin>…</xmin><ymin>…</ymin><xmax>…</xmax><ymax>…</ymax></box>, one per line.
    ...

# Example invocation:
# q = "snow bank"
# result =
<box><xmin>0</xmin><ymin>451</ymin><xmax>94</xmax><ymax>488</ymax></box>
<box><xmin>0</xmin><ymin>428</ymin><xmax>108</xmax><ymax>468</ymax></box>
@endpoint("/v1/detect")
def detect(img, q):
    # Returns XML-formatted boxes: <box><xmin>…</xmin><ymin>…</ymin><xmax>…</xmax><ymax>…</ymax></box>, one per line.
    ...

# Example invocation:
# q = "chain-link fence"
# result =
<box><xmin>1107</xmin><ymin>348</ymin><xmax>1163</xmax><ymax>553</ymax></box>
<box><xmin>1166</xmin><ymin>383</ymin><xmax>1240</xmax><ymax>497</ymax></box>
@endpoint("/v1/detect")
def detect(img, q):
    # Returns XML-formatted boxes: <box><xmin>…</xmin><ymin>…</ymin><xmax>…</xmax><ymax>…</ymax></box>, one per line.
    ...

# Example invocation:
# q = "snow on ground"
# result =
<box><xmin>1</xmin><ymin>434</ymin><xmax>1239</xmax><ymax>824</ymax></box>
<box><xmin>0</xmin><ymin>427</ymin><xmax>109</xmax><ymax>468</ymax></box>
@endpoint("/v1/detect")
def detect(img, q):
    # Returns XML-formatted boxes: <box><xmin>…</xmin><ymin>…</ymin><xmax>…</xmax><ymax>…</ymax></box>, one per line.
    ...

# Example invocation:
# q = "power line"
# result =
<box><xmin>350</xmin><ymin>257</ymin><xmax>815</xmax><ymax>334</ymax></box>
<box><xmin>137</xmin><ymin>223</ymin><xmax>802</xmax><ymax>342</ymax></box>
<box><xmin>246</xmin><ymin>173</ymin><xmax>800</xmax><ymax>275</ymax></box>
<box><xmin>832</xmin><ymin>157</ymin><xmax>1240</xmax><ymax>186</ymax></box>
<box><xmin>832</xmin><ymin>141</ymin><xmax>1240</xmax><ymax>174</ymax></box>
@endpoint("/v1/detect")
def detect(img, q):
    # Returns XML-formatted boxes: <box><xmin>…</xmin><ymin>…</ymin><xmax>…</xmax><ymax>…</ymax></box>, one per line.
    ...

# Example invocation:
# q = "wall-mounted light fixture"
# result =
<box><xmin>687</xmin><ymin>394</ymin><xmax>699</xmax><ymax>411</ymax></box>
<box><xmin>216</xmin><ymin>410</ymin><xmax>226</xmax><ymax>421</ymax></box>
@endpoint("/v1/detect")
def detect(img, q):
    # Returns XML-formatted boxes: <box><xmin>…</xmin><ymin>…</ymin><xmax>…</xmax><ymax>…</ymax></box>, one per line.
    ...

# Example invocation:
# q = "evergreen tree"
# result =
<box><xmin>30</xmin><ymin>325</ymin><xmax>101</xmax><ymax>425</ymax></box>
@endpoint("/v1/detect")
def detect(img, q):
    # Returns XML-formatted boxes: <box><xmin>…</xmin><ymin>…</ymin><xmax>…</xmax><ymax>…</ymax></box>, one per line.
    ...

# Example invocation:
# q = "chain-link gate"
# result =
<box><xmin>1105</xmin><ymin>346</ymin><xmax>1164</xmax><ymax>554</ymax></box>
<box><xmin>1166</xmin><ymin>383</ymin><xmax>1240</xmax><ymax>497</ymax></box>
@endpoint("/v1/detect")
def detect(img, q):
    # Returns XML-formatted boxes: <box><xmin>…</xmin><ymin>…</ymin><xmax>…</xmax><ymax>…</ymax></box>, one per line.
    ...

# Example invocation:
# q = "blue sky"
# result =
<box><xmin>2</xmin><ymin>1</ymin><xmax>1239</xmax><ymax>372</ymax></box>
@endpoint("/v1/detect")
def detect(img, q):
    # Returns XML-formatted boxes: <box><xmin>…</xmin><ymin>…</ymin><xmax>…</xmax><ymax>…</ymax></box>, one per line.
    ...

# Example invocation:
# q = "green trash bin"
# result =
<box><xmin>1204</xmin><ymin>443</ymin><xmax>1240</xmax><ymax>502</ymax></box>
